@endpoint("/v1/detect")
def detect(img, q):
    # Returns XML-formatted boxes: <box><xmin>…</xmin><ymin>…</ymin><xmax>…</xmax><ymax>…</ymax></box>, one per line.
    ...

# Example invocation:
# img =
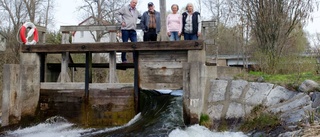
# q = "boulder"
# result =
<box><xmin>311</xmin><ymin>92</ymin><xmax>320</xmax><ymax>108</ymax></box>
<box><xmin>299</xmin><ymin>80</ymin><xmax>319</xmax><ymax>93</ymax></box>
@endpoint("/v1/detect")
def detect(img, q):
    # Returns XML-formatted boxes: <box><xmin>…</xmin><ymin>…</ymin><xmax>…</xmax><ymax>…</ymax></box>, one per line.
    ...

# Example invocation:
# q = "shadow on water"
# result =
<box><xmin>82</xmin><ymin>90</ymin><xmax>185</xmax><ymax>137</ymax></box>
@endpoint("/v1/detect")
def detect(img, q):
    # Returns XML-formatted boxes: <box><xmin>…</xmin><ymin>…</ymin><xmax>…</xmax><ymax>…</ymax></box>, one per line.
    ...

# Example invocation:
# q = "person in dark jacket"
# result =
<box><xmin>140</xmin><ymin>2</ymin><xmax>161</xmax><ymax>41</ymax></box>
<box><xmin>182</xmin><ymin>3</ymin><xmax>202</xmax><ymax>40</ymax></box>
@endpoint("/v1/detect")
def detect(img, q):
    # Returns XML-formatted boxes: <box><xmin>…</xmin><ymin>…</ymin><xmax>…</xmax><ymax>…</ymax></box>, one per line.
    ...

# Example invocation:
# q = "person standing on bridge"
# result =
<box><xmin>115</xmin><ymin>0</ymin><xmax>141</xmax><ymax>63</ymax></box>
<box><xmin>181</xmin><ymin>3</ymin><xmax>202</xmax><ymax>40</ymax></box>
<box><xmin>166</xmin><ymin>4</ymin><xmax>182</xmax><ymax>41</ymax></box>
<box><xmin>140</xmin><ymin>2</ymin><xmax>161</xmax><ymax>41</ymax></box>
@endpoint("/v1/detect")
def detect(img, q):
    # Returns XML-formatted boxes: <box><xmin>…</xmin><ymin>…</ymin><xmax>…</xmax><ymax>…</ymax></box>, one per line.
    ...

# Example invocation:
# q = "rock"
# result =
<box><xmin>267</xmin><ymin>93</ymin><xmax>312</xmax><ymax>125</ymax></box>
<box><xmin>299</xmin><ymin>80</ymin><xmax>319</xmax><ymax>93</ymax></box>
<box><xmin>206</xmin><ymin>79</ymin><xmax>319</xmax><ymax>135</ymax></box>
<box><xmin>263</xmin><ymin>86</ymin><xmax>296</xmax><ymax>106</ymax></box>
<box><xmin>230</xmin><ymin>80</ymin><xmax>248</xmax><ymax>99</ymax></box>
<box><xmin>278</xmin><ymin>130</ymin><xmax>302</xmax><ymax>137</ymax></box>
<box><xmin>226</xmin><ymin>102</ymin><xmax>245</xmax><ymax>118</ymax></box>
<box><xmin>244</xmin><ymin>82</ymin><xmax>274</xmax><ymax>105</ymax></box>
<box><xmin>251</xmin><ymin>131</ymin><xmax>267</xmax><ymax>137</ymax></box>
<box><xmin>256</xmin><ymin>76</ymin><xmax>264</xmax><ymax>82</ymax></box>
<box><xmin>311</xmin><ymin>92</ymin><xmax>320</xmax><ymax>108</ymax></box>
<box><xmin>208</xmin><ymin>80</ymin><xmax>228</xmax><ymax>102</ymax></box>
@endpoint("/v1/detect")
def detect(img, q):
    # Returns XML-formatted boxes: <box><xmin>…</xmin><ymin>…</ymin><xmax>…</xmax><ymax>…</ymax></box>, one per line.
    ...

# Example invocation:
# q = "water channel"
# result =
<box><xmin>0</xmin><ymin>90</ymin><xmax>247</xmax><ymax>137</ymax></box>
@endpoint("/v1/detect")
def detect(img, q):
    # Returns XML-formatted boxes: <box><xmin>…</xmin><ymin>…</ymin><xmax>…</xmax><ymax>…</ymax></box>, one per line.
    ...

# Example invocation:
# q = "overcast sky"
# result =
<box><xmin>53</xmin><ymin>0</ymin><xmax>320</xmax><ymax>35</ymax></box>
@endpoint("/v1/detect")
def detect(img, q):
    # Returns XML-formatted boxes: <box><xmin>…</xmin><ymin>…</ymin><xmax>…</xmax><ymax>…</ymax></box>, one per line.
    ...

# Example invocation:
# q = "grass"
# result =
<box><xmin>200</xmin><ymin>113</ymin><xmax>212</xmax><ymax>129</ymax></box>
<box><xmin>239</xmin><ymin>105</ymin><xmax>280</xmax><ymax>132</ymax></box>
<box><xmin>235</xmin><ymin>71</ymin><xmax>320</xmax><ymax>91</ymax></box>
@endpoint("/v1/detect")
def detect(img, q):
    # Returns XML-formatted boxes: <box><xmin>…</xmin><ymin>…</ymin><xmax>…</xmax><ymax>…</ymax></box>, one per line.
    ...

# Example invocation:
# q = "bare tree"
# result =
<box><xmin>232</xmin><ymin>0</ymin><xmax>316</xmax><ymax>73</ymax></box>
<box><xmin>78</xmin><ymin>0</ymin><xmax>130</xmax><ymax>82</ymax></box>
<box><xmin>41</xmin><ymin>0</ymin><xmax>54</xmax><ymax>27</ymax></box>
<box><xmin>202</xmin><ymin>0</ymin><xmax>231</xmax><ymax>24</ymax></box>
<box><xmin>0</xmin><ymin>0</ymin><xmax>55</xmax><ymax>91</ymax></box>
<box><xmin>78</xmin><ymin>0</ymin><xmax>129</xmax><ymax>42</ymax></box>
<box><xmin>0</xmin><ymin>0</ymin><xmax>54</xmax><ymax>63</ymax></box>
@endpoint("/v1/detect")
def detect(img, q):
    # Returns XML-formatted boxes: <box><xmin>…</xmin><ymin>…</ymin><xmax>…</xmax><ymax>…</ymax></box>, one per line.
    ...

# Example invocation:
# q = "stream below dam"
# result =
<box><xmin>0</xmin><ymin>90</ymin><xmax>247</xmax><ymax>137</ymax></box>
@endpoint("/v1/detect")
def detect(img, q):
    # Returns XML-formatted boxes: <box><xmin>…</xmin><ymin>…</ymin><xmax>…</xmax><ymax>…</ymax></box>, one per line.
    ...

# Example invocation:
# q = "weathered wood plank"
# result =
<box><xmin>59</xmin><ymin>21</ymin><xmax>214</xmax><ymax>31</ymax></box>
<box><xmin>60</xmin><ymin>25</ymin><xmax>121</xmax><ymax>31</ymax></box>
<box><xmin>139</xmin><ymin>51</ymin><xmax>187</xmax><ymax>55</ymax></box>
<box><xmin>140</xmin><ymin>62</ymin><xmax>184</xmax><ymax>69</ymax></box>
<box><xmin>139</xmin><ymin>68</ymin><xmax>183</xmax><ymax>76</ymax></box>
<box><xmin>40</xmin><ymin>82</ymin><xmax>133</xmax><ymax>90</ymax></box>
<box><xmin>60</xmin><ymin>24</ymin><xmax>142</xmax><ymax>32</ymax></box>
<box><xmin>140</xmin><ymin>75</ymin><xmax>183</xmax><ymax>83</ymax></box>
<box><xmin>202</xmin><ymin>21</ymin><xmax>216</xmax><ymax>27</ymax></box>
<box><xmin>139</xmin><ymin>51</ymin><xmax>187</xmax><ymax>62</ymax></box>
<box><xmin>47</xmin><ymin>63</ymin><xmax>135</xmax><ymax>69</ymax></box>
<box><xmin>20</xmin><ymin>40</ymin><xmax>203</xmax><ymax>53</ymax></box>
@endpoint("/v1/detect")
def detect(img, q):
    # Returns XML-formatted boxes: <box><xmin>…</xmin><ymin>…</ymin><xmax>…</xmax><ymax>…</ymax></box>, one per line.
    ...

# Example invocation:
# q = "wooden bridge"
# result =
<box><xmin>2</xmin><ymin>22</ymin><xmax>216</xmax><ymax>127</ymax></box>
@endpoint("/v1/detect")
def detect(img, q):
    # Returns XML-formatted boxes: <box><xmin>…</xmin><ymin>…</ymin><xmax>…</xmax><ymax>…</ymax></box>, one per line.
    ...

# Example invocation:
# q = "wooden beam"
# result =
<box><xmin>60</xmin><ymin>24</ymin><xmax>142</xmax><ymax>32</ymax></box>
<box><xmin>202</xmin><ymin>21</ymin><xmax>216</xmax><ymax>27</ymax></box>
<box><xmin>21</xmin><ymin>40</ymin><xmax>204</xmax><ymax>53</ymax></box>
<box><xmin>59</xmin><ymin>21</ymin><xmax>215</xmax><ymax>32</ymax></box>
<box><xmin>47</xmin><ymin>63</ymin><xmax>134</xmax><ymax>69</ymax></box>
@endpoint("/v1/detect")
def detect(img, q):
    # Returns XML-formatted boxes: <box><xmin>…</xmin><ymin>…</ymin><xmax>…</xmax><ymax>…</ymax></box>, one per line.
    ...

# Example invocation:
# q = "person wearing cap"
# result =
<box><xmin>181</xmin><ymin>3</ymin><xmax>201</xmax><ymax>40</ymax></box>
<box><xmin>115</xmin><ymin>0</ymin><xmax>141</xmax><ymax>63</ymax></box>
<box><xmin>140</xmin><ymin>2</ymin><xmax>161</xmax><ymax>41</ymax></box>
<box><xmin>166</xmin><ymin>4</ymin><xmax>182</xmax><ymax>41</ymax></box>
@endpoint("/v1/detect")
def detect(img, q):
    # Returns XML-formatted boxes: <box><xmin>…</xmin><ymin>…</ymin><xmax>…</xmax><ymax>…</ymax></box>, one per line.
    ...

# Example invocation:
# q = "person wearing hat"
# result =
<box><xmin>115</xmin><ymin>0</ymin><xmax>141</xmax><ymax>63</ymax></box>
<box><xmin>140</xmin><ymin>2</ymin><xmax>161</xmax><ymax>41</ymax></box>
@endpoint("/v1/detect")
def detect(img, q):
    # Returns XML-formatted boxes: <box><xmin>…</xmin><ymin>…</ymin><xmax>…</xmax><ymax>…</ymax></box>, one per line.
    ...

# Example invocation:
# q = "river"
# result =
<box><xmin>0</xmin><ymin>90</ymin><xmax>247</xmax><ymax>137</ymax></box>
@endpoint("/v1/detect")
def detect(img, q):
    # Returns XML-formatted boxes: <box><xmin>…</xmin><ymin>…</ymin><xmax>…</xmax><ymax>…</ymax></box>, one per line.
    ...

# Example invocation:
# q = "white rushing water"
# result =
<box><xmin>169</xmin><ymin>124</ymin><xmax>248</xmax><ymax>137</ymax></box>
<box><xmin>2</xmin><ymin>90</ymin><xmax>248</xmax><ymax>137</ymax></box>
<box><xmin>3</xmin><ymin>122</ymin><xmax>247</xmax><ymax>137</ymax></box>
<box><xmin>3</xmin><ymin>114</ymin><xmax>248</xmax><ymax>137</ymax></box>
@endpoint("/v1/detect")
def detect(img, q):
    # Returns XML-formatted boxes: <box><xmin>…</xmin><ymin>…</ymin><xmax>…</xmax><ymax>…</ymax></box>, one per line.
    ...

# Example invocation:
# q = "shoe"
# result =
<box><xmin>122</xmin><ymin>61</ymin><xmax>127</xmax><ymax>63</ymax></box>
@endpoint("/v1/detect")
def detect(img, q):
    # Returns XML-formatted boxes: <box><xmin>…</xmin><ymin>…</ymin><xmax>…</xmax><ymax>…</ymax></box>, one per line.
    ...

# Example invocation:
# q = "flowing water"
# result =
<box><xmin>0</xmin><ymin>90</ymin><xmax>247</xmax><ymax>137</ymax></box>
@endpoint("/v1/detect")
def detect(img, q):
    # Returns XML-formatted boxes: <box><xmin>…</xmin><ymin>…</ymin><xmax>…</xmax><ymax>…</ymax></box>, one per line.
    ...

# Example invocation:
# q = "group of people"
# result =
<box><xmin>115</xmin><ymin>0</ymin><xmax>201</xmax><ymax>62</ymax></box>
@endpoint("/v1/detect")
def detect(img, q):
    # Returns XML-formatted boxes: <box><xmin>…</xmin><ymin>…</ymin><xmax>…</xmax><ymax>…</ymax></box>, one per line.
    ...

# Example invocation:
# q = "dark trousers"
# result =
<box><xmin>184</xmin><ymin>33</ymin><xmax>198</xmax><ymax>40</ymax></box>
<box><xmin>143</xmin><ymin>29</ymin><xmax>157</xmax><ymax>41</ymax></box>
<box><xmin>121</xmin><ymin>30</ymin><xmax>137</xmax><ymax>62</ymax></box>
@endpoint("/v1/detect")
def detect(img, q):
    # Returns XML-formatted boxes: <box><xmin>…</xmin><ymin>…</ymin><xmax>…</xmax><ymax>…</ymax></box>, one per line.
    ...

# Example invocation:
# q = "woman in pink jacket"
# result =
<box><xmin>166</xmin><ymin>4</ymin><xmax>182</xmax><ymax>41</ymax></box>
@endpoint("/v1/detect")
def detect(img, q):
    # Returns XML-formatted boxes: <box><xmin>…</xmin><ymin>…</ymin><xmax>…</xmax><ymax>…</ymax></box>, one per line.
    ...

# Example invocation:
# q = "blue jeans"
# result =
<box><xmin>121</xmin><ymin>30</ymin><xmax>137</xmax><ymax>62</ymax></box>
<box><xmin>169</xmin><ymin>31</ymin><xmax>180</xmax><ymax>41</ymax></box>
<box><xmin>184</xmin><ymin>33</ymin><xmax>198</xmax><ymax>40</ymax></box>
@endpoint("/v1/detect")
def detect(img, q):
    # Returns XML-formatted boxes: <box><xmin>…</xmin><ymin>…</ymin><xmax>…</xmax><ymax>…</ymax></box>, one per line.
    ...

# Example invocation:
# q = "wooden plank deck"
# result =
<box><xmin>20</xmin><ymin>40</ymin><xmax>204</xmax><ymax>53</ymax></box>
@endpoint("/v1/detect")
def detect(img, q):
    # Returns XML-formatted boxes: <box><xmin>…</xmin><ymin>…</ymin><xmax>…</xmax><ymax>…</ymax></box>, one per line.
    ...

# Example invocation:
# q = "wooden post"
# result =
<box><xmin>134</xmin><ymin>51</ymin><xmax>139</xmax><ymax>113</ymax></box>
<box><xmin>37</xmin><ymin>25</ymin><xmax>47</xmax><ymax>82</ymax></box>
<box><xmin>159</xmin><ymin>0</ymin><xmax>168</xmax><ymax>41</ymax></box>
<box><xmin>59</xmin><ymin>32</ymin><xmax>71</xmax><ymax>82</ymax></box>
<box><xmin>85</xmin><ymin>52</ymin><xmax>92</xmax><ymax>103</ymax></box>
<box><xmin>108</xmin><ymin>32</ymin><xmax>119</xmax><ymax>83</ymax></box>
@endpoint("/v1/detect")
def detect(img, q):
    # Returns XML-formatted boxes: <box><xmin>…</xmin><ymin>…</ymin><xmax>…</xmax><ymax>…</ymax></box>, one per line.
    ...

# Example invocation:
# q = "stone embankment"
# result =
<box><xmin>205</xmin><ymin>79</ymin><xmax>320</xmax><ymax>136</ymax></box>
